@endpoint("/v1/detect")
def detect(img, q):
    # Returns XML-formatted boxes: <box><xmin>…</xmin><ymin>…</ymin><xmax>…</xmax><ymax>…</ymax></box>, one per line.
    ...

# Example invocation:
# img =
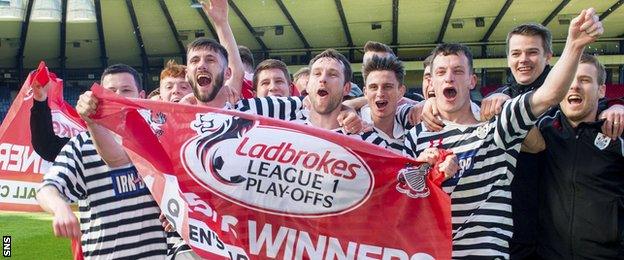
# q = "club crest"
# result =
<box><xmin>475</xmin><ymin>124</ymin><xmax>490</xmax><ymax>139</ymax></box>
<box><xmin>396</xmin><ymin>164</ymin><xmax>431</xmax><ymax>198</ymax></box>
<box><xmin>594</xmin><ymin>133</ymin><xmax>611</xmax><ymax>150</ymax></box>
<box><xmin>138</xmin><ymin>109</ymin><xmax>167</xmax><ymax>137</ymax></box>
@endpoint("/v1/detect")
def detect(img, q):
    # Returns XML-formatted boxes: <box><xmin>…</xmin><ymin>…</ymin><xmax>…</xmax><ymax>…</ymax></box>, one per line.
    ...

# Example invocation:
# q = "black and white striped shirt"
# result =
<box><xmin>237</xmin><ymin>96</ymin><xmax>411</xmax><ymax>153</ymax></box>
<box><xmin>404</xmin><ymin>93</ymin><xmax>538</xmax><ymax>259</ymax></box>
<box><xmin>360</xmin><ymin>104</ymin><xmax>413</xmax><ymax>154</ymax></box>
<box><xmin>236</xmin><ymin>96</ymin><xmax>305</xmax><ymax>121</ymax></box>
<box><xmin>40</xmin><ymin>132</ymin><xmax>167</xmax><ymax>259</ymax></box>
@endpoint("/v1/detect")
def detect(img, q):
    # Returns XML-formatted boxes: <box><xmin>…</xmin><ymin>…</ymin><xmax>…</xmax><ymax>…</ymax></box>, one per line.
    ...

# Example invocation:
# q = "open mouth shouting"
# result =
<box><xmin>427</xmin><ymin>89</ymin><xmax>436</xmax><ymax>98</ymax></box>
<box><xmin>317</xmin><ymin>89</ymin><xmax>329</xmax><ymax>97</ymax></box>
<box><xmin>566</xmin><ymin>94</ymin><xmax>583</xmax><ymax>107</ymax></box>
<box><xmin>442</xmin><ymin>86</ymin><xmax>457</xmax><ymax>100</ymax></box>
<box><xmin>375</xmin><ymin>100</ymin><xmax>389</xmax><ymax>111</ymax></box>
<box><xmin>197</xmin><ymin>73</ymin><xmax>213</xmax><ymax>88</ymax></box>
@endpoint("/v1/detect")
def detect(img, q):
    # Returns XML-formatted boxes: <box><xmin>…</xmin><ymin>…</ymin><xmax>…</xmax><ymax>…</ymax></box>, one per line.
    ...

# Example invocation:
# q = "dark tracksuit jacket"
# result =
<box><xmin>493</xmin><ymin>66</ymin><xmax>620</xmax><ymax>256</ymax></box>
<box><xmin>495</xmin><ymin>66</ymin><xmax>551</xmax><ymax>253</ymax></box>
<box><xmin>536</xmin><ymin>108</ymin><xmax>624</xmax><ymax>259</ymax></box>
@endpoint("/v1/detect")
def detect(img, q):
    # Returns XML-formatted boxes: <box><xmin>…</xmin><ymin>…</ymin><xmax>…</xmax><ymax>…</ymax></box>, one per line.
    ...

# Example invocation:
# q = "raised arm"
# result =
<box><xmin>202</xmin><ymin>0</ymin><xmax>244</xmax><ymax>100</ymax></box>
<box><xmin>76</xmin><ymin>91</ymin><xmax>131</xmax><ymax>167</ymax></box>
<box><xmin>530</xmin><ymin>8</ymin><xmax>603</xmax><ymax>116</ymax></box>
<box><xmin>30</xmin><ymin>80</ymin><xmax>70</xmax><ymax>161</ymax></box>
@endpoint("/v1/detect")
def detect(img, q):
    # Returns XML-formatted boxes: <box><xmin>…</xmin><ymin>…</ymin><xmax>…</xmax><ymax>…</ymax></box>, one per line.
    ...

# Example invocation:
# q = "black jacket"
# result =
<box><xmin>493</xmin><ymin>66</ymin><xmax>551</xmax><ymax>246</ymax></box>
<box><xmin>537</xmin><ymin>109</ymin><xmax>624</xmax><ymax>259</ymax></box>
<box><xmin>492</xmin><ymin>66</ymin><xmax>619</xmax><ymax>248</ymax></box>
<box><xmin>30</xmin><ymin>99</ymin><xmax>70</xmax><ymax>161</ymax></box>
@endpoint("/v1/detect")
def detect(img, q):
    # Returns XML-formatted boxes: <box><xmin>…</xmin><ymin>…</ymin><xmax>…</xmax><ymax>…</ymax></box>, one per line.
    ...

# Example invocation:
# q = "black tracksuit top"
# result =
<box><xmin>537</xmin><ymin>108</ymin><xmax>624</xmax><ymax>259</ymax></box>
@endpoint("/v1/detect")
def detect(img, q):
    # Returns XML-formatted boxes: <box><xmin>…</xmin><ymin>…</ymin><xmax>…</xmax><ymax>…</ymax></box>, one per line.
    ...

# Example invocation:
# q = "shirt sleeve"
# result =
<box><xmin>494</xmin><ymin>91</ymin><xmax>540</xmax><ymax>150</ymax></box>
<box><xmin>235</xmin><ymin>96</ymin><xmax>305</xmax><ymax>121</ymax></box>
<box><xmin>30</xmin><ymin>99</ymin><xmax>70</xmax><ymax>161</ymax></box>
<box><xmin>493</xmin><ymin>85</ymin><xmax>511</xmax><ymax>96</ymax></box>
<box><xmin>38</xmin><ymin>134</ymin><xmax>88</xmax><ymax>203</ymax></box>
<box><xmin>403</xmin><ymin>126</ymin><xmax>420</xmax><ymax>158</ymax></box>
<box><xmin>395</xmin><ymin>103</ymin><xmax>414</xmax><ymax>130</ymax></box>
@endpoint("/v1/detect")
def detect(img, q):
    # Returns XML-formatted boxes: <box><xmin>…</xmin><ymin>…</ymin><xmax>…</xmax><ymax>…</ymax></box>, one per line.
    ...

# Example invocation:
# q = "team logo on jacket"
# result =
<box><xmin>181</xmin><ymin>112</ymin><xmax>373</xmax><ymax>217</ymax></box>
<box><xmin>475</xmin><ymin>123</ymin><xmax>490</xmax><ymax>139</ymax></box>
<box><xmin>396</xmin><ymin>164</ymin><xmax>430</xmax><ymax>198</ymax></box>
<box><xmin>594</xmin><ymin>133</ymin><xmax>611</xmax><ymax>150</ymax></box>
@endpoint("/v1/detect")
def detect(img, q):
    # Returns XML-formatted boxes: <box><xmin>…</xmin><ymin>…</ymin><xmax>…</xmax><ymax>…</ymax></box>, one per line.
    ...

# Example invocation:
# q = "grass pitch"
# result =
<box><xmin>0</xmin><ymin>211</ymin><xmax>73</xmax><ymax>259</ymax></box>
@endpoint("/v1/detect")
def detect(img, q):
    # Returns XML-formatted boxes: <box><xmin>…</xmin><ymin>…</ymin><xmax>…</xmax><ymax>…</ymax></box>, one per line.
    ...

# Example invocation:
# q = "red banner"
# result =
<box><xmin>90</xmin><ymin>84</ymin><xmax>452</xmax><ymax>259</ymax></box>
<box><xmin>0</xmin><ymin>62</ymin><xmax>86</xmax><ymax>212</ymax></box>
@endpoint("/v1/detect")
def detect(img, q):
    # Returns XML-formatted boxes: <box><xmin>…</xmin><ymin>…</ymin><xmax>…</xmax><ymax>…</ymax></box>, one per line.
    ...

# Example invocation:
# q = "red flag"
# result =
<box><xmin>0</xmin><ymin>62</ymin><xmax>86</xmax><ymax>212</ymax></box>
<box><xmin>33</xmin><ymin>61</ymin><xmax>50</xmax><ymax>87</ymax></box>
<box><xmin>90</xmin><ymin>84</ymin><xmax>452</xmax><ymax>259</ymax></box>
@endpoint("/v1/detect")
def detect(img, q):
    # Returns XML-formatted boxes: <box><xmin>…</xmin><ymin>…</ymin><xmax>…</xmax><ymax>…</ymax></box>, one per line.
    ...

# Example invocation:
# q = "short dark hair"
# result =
<box><xmin>101</xmin><ymin>64</ymin><xmax>142</xmax><ymax>91</ymax></box>
<box><xmin>430</xmin><ymin>43</ymin><xmax>474</xmax><ymax>73</ymax></box>
<box><xmin>579</xmin><ymin>53</ymin><xmax>606</xmax><ymax>85</ymax></box>
<box><xmin>309</xmin><ymin>49</ymin><xmax>352</xmax><ymax>84</ymax></box>
<box><xmin>238</xmin><ymin>45</ymin><xmax>254</xmax><ymax>68</ymax></box>
<box><xmin>293</xmin><ymin>67</ymin><xmax>310</xmax><ymax>82</ymax></box>
<box><xmin>253</xmin><ymin>59</ymin><xmax>291</xmax><ymax>88</ymax></box>
<box><xmin>362</xmin><ymin>55</ymin><xmax>405</xmax><ymax>85</ymax></box>
<box><xmin>363</xmin><ymin>41</ymin><xmax>394</xmax><ymax>56</ymax></box>
<box><xmin>187</xmin><ymin>37</ymin><xmax>229</xmax><ymax>65</ymax></box>
<box><xmin>506</xmin><ymin>23</ymin><xmax>553</xmax><ymax>55</ymax></box>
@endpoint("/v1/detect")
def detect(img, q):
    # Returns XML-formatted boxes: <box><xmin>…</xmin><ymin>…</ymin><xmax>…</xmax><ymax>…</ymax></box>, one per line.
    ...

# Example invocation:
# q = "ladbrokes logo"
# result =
<box><xmin>181</xmin><ymin>113</ymin><xmax>373</xmax><ymax>217</ymax></box>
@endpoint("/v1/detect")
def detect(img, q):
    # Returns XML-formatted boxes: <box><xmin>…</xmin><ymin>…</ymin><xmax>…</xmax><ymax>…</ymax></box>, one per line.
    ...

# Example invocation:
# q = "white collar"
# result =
<box><xmin>360</xmin><ymin>105</ymin><xmax>405</xmax><ymax>140</ymax></box>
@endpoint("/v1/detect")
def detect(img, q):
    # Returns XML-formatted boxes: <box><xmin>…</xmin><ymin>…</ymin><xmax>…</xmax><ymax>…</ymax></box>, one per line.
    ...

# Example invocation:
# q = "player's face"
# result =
<box><xmin>186</xmin><ymin>47</ymin><xmax>227</xmax><ymax>103</ymax></box>
<box><xmin>431</xmin><ymin>53</ymin><xmax>475</xmax><ymax>116</ymax></box>
<box><xmin>364</xmin><ymin>70</ymin><xmax>405</xmax><ymax>120</ymax></box>
<box><xmin>560</xmin><ymin>63</ymin><xmax>605</xmax><ymax>124</ymax></box>
<box><xmin>102</xmin><ymin>73</ymin><xmax>144</xmax><ymax>99</ymax></box>
<box><xmin>255</xmin><ymin>68</ymin><xmax>290</xmax><ymax>98</ymax></box>
<box><xmin>159</xmin><ymin>76</ymin><xmax>192</xmax><ymax>102</ymax></box>
<box><xmin>422</xmin><ymin>65</ymin><xmax>433</xmax><ymax>99</ymax></box>
<box><xmin>294</xmin><ymin>74</ymin><xmax>309</xmax><ymax>94</ymax></box>
<box><xmin>507</xmin><ymin>34</ymin><xmax>552</xmax><ymax>85</ymax></box>
<box><xmin>308</xmin><ymin>57</ymin><xmax>350</xmax><ymax>115</ymax></box>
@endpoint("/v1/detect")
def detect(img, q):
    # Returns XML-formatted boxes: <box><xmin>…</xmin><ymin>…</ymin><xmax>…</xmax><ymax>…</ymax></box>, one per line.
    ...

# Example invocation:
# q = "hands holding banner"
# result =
<box><xmin>87</xmin><ymin>84</ymin><xmax>453</xmax><ymax>259</ymax></box>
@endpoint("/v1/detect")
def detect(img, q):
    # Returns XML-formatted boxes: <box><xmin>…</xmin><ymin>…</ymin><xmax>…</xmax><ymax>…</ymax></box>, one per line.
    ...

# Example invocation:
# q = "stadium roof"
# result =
<box><xmin>0</xmin><ymin>0</ymin><xmax>622</xmax><ymax>71</ymax></box>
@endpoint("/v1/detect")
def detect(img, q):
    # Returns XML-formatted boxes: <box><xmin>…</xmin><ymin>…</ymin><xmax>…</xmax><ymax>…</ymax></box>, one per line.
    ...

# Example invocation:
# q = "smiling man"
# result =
<box><xmin>305</xmin><ymin>49</ymin><xmax>357</xmax><ymax>131</ymax></box>
<box><xmin>475</xmin><ymin>22</ymin><xmax>624</xmax><ymax>259</ymax></box>
<box><xmin>522</xmin><ymin>53</ymin><xmax>624</xmax><ymax>259</ymax></box>
<box><xmin>185</xmin><ymin>37</ymin><xmax>232</xmax><ymax>107</ymax></box>
<box><xmin>253</xmin><ymin>59</ymin><xmax>292</xmax><ymax>98</ymax></box>
<box><xmin>359</xmin><ymin>55</ymin><xmax>413</xmax><ymax>153</ymax></box>
<box><xmin>159</xmin><ymin>60</ymin><xmax>192</xmax><ymax>103</ymax></box>
<box><xmin>37</xmin><ymin>64</ymin><xmax>168</xmax><ymax>259</ymax></box>
<box><xmin>404</xmin><ymin>8</ymin><xmax>603</xmax><ymax>258</ymax></box>
<box><xmin>422</xmin><ymin>54</ymin><xmax>435</xmax><ymax>99</ymax></box>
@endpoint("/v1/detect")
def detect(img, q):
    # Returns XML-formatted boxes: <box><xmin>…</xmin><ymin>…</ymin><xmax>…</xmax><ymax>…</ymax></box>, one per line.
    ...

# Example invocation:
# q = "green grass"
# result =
<box><xmin>0</xmin><ymin>211</ymin><xmax>73</xmax><ymax>259</ymax></box>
